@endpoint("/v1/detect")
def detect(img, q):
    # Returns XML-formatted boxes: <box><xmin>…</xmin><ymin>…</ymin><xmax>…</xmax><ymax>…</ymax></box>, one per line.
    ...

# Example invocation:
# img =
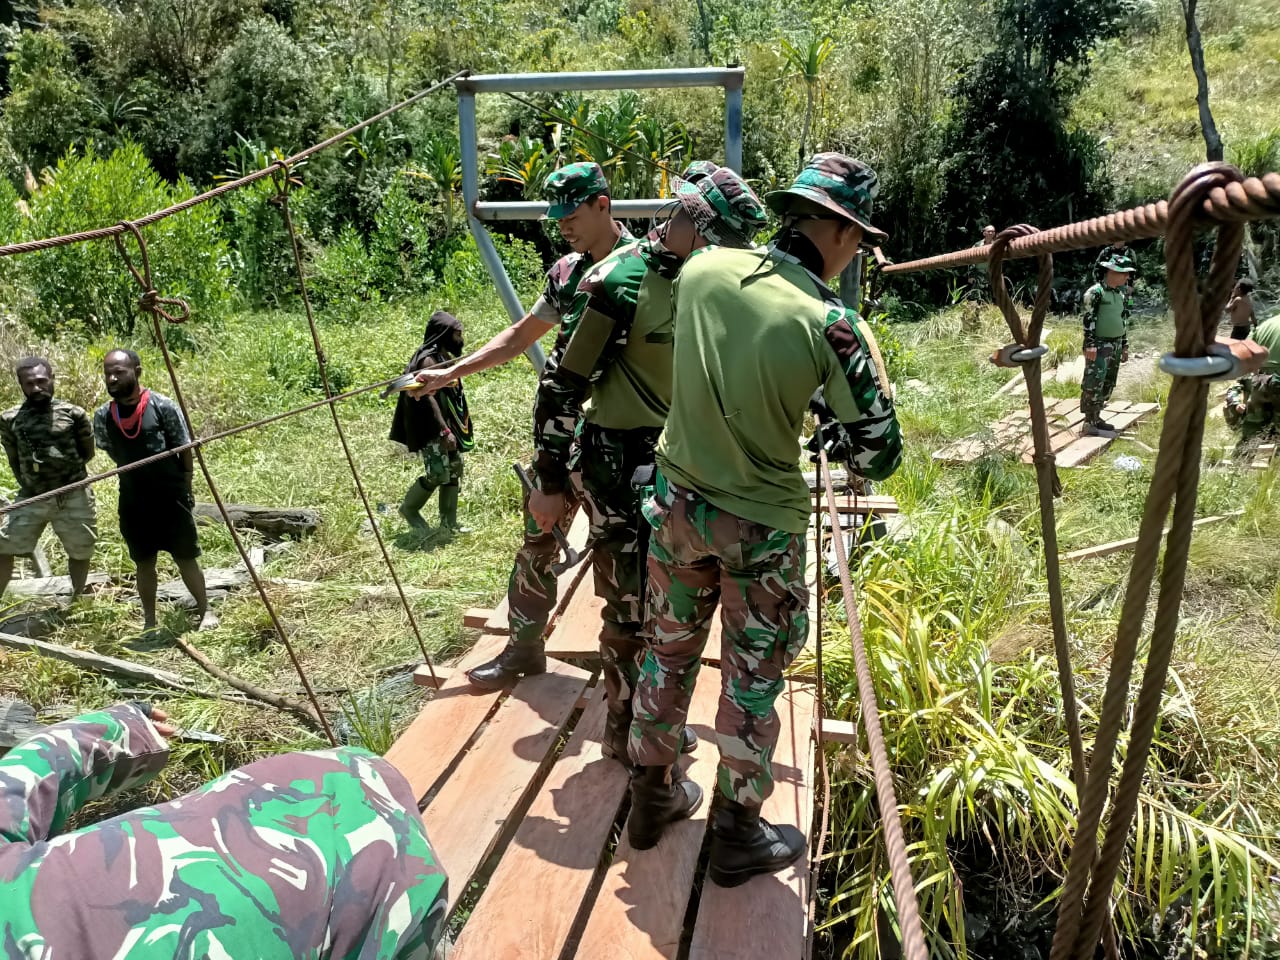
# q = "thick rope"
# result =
<box><xmin>1048</xmin><ymin>162</ymin><xmax>1247</xmax><ymax>960</ymax></box>
<box><xmin>272</xmin><ymin>172</ymin><xmax>439</xmax><ymax>684</ymax></box>
<box><xmin>0</xmin><ymin>71</ymin><xmax>467</xmax><ymax>258</ymax></box>
<box><xmin>114</xmin><ymin>222</ymin><xmax>337</xmax><ymax>745</ymax></box>
<box><xmin>881</xmin><ymin>170</ymin><xmax>1279</xmax><ymax>275</ymax></box>
<box><xmin>818</xmin><ymin>450</ymin><xmax>928</xmax><ymax>960</ymax></box>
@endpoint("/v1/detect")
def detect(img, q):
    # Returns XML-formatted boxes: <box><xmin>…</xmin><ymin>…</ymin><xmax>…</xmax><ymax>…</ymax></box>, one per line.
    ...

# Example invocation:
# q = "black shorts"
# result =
<box><xmin>118</xmin><ymin>492</ymin><xmax>201</xmax><ymax>563</ymax></box>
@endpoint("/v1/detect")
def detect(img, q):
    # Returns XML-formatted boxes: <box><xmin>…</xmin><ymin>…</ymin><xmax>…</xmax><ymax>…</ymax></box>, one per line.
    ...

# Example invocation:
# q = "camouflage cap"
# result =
<box><xmin>670</xmin><ymin>161</ymin><xmax>768</xmax><ymax>249</ymax></box>
<box><xmin>766</xmin><ymin>153</ymin><xmax>888</xmax><ymax>245</ymax></box>
<box><xmin>1100</xmin><ymin>254</ymin><xmax>1137</xmax><ymax>273</ymax></box>
<box><xmin>542</xmin><ymin>162</ymin><xmax>610</xmax><ymax>220</ymax></box>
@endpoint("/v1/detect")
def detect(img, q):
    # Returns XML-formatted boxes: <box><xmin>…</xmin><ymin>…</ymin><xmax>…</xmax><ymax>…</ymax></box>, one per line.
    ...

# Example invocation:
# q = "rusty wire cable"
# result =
<box><xmin>805</xmin><ymin>472</ymin><xmax>830</xmax><ymax>960</ymax></box>
<box><xmin>880</xmin><ymin>170</ymin><xmax>1280</xmax><ymax>276</ymax></box>
<box><xmin>115</xmin><ymin>222</ymin><xmax>337</xmax><ymax>744</ymax></box>
<box><xmin>272</xmin><ymin>170</ymin><xmax>438</xmax><ymax>685</ymax></box>
<box><xmin>0</xmin><ymin>71</ymin><xmax>467</xmax><ymax>259</ymax></box>
<box><xmin>818</xmin><ymin>450</ymin><xmax>928</xmax><ymax>960</ymax></box>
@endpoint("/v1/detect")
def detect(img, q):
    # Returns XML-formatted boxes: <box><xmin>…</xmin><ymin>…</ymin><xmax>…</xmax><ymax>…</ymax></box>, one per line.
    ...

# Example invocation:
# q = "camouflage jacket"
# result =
<box><xmin>1082</xmin><ymin>283</ymin><xmax>1131</xmax><ymax>346</ymax></box>
<box><xmin>0</xmin><ymin>704</ymin><xmax>447</xmax><ymax>959</ymax></box>
<box><xmin>532</xmin><ymin>232</ymin><xmax>682</xmax><ymax>494</ymax></box>
<box><xmin>0</xmin><ymin>398</ymin><xmax>94</xmax><ymax>498</ymax></box>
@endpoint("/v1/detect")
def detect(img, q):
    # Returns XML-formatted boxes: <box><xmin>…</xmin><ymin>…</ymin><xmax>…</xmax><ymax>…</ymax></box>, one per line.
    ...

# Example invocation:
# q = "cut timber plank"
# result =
<box><xmin>484</xmin><ymin>509</ymin><xmax>593</xmax><ymax>635</ymax></box>
<box><xmin>1061</xmin><ymin>511</ymin><xmax>1244</xmax><ymax>562</ymax></box>
<box><xmin>1053</xmin><ymin>402</ymin><xmax>1159</xmax><ymax>468</ymax></box>
<box><xmin>574</xmin><ymin>665</ymin><xmax>723</xmax><ymax>960</ymax></box>
<box><xmin>817</xmin><ymin>718</ymin><xmax>858</xmax><ymax>744</ymax></box>
<box><xmin>424</xmin><ymin>657</ymin><xmax>591</xmax><ymax>914</ymax></box>
<box><xmin>0</xmin><ymin>633</ymin><xmax>197</xmax><ymax>691</ymax></box>
<box><xmin>451</xmin><ymin>687</ymin><xmax>630</xmax><ymax>960</ymax></box>
<box><xmin>544</xmin><ymin>586</ymin><xmax>606</xmax><ymax>660</ymax></box>
<box><xmin>463</xmin><ymin>608</ymin><xmax>495</xmax><ymax>630</ymax></box>
<box><xmin>390</xmin><ymin>634</ymin><xmax>510</xmax><ymax>800</ymax></box>
<box><xmin>813</xmin><ymin>494</ymin><xmax>899</xmax><ymax>516</ymax></box>
<box><xmin>689</xmin><ymin>683</ymin><xmax>817</xmax><ymax>960</ymax></box>
<box><xmin>1252</xmin><ymin>443</ymin><xmax>1277</xmax><ymax>470</ymax></box>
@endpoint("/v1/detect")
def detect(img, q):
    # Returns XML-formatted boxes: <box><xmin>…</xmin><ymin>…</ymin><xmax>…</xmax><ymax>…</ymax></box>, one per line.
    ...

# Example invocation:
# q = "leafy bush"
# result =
<box><xmin>8</xmin><ymin>142</ymin><xmax>231</xmax><ymax>338</ymax></box>
<box><xmin>1</xmin><ymin>31</ymin><xmax>95</xmax><ymax>172</ymax></box>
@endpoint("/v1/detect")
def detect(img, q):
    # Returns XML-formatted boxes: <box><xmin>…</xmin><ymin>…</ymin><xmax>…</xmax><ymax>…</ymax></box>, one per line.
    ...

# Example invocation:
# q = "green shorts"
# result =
<box><xmin>0</xmin><ymin>487</ymin><xmax>97</xmax><ymax>560</ymax></box>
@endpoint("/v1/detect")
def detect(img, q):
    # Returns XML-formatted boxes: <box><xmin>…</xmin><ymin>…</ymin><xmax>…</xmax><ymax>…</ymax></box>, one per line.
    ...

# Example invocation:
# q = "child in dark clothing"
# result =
<box><xmin>389</xmin><ymin>311</ymin><xmax>473</xmax><ymax>533</ymax></box>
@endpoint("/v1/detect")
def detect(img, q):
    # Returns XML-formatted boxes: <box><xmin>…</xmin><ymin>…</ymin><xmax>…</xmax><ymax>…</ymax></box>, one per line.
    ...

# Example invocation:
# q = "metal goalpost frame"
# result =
<box><xmin>456</xmin><ymin>67</ymin><xmax>746</xmax><ymax>372</ymax></box>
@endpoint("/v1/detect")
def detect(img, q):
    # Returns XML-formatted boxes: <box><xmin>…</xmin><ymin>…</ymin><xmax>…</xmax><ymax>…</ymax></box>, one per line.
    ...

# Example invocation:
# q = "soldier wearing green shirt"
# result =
<box><xmin>1225</xmin><ymin>313</ymin><xmax>1280</xmax><ymax>442</ymax></box>
<box><xmin>525</xmin><ymin>161</ymin><xmax>767</xmax><ymax>767</ymax></box>
<box><xmin>625</xmin><ymin>154</ymin><xmax>902</xmax><ymax>884</ymax></box>
<box><xmin>408</xmin><ymin>163</ymin><xmax>634</xmax><ymax>690</ymax></box>
<box><xmin>1080</xmin><ymin>255</ymin><xmax>1137</xmax><ymax>435</ymax></box>
<box><xmin>0</xmin><ymin>357</ymin><xmax>97</xmax><ymax>600</ymax></box>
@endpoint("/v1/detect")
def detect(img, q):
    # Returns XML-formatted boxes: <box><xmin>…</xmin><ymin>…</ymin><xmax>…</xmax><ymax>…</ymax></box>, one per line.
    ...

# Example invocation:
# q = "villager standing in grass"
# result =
<box><xmin>409</xmin><ymin>163</ymin><xmax>636</xmax><ymax>690</ymax></box>
<box><xmin>94</xmin><ymin>349</ymin><xmax>216</xmax><ymax>633</ymax></box>
<box><xmin>0</xmin><ymin>701</ymin><xmax>448</xmax><ymax>959</ymax></box>
<box><xmin>1224</xmin><ymin>278</ymin><xmax>1257</xmax><ymax>340</ymax></box>
<box><xmin>625</xmin><ymin>154</ymin><xmax>902</xmax><ymax>883</ymax></box>
<box><xmin>391</xmin><ymin>310</ymin><xmax>473</xmax><ymax>535</ymax></box>
<box><xmin>0</xmin><ymin>357</ymin><xmax>97</xmax><ymax>600</ymax></box>
<box><xmin>525</xmin><ymin>161</ymin><xmax>767</xmax><ymax>769</ymax></box>
<box><xmin>1080</xmin><ymin>254</ymin><xmax>1137</xmax><ymax>436</ymax></box>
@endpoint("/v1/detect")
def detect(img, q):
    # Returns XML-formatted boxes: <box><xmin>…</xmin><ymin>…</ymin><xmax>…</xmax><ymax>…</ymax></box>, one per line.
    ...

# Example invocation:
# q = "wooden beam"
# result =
<box><xmin>463</xmin><ymin>608</ymin><xmax>496</xmax><ymax>630</ymax></box>
<box><xmin>193</xmin><ymin>502</ymin><xmax>320</xmax><ymax>539</ymax></box>
<box><xmin>814</xmin><ymin>494</ymin><xmax>900</xmax><ymax>516</ymax></box>
<box><xmin>817</xmin><ymin>719</ymin><xmax>859</xmax><ymax>745</ymax></box>
<box><xmin>1061</xmin><ymin>511</ymin><xmax>1243</xmax><ymax>562</ymax></box>
<box><xmin>0</xmin><ymin>633</ymin><xmax>198</xmax><ymax>691</ymax></box>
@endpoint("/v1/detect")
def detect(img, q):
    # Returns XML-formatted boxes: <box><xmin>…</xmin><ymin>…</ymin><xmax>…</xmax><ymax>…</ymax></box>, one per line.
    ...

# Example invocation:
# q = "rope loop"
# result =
<box><xmin>987</xmin><ymin>223</ymin><xmax>1054</xmax><ymax>348</ymax></box>
<box><xmin>115</xmin><ymin>221</ymin><xmax>191</xmax><ymax>324</ymax></box>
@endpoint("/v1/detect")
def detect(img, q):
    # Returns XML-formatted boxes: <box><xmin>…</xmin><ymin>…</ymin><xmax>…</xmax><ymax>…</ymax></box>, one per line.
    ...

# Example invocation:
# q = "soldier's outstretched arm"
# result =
<box><xmin>410</xmin><ymin>311</ymin><xmax>557</xmax><ymax>398</ymax></box>
<box><xmin>0</xmin><ymin>703</ymin><xmax>168</xmax><ymax>846</ymax></box>
<box><xmin>816</xmin><ymin>308</ymin><xmax>902</xmax><ymax>482</ymax></box>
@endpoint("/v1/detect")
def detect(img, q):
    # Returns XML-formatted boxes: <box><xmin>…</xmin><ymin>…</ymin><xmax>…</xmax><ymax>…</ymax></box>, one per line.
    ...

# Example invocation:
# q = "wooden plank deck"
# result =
<box><xmin>387</xmin><ymin>519</ymin><xmax>821</xmax><ymax>959</ymax></box>
<box><xmin>934</xmin><ymin>399</ymin><xmax>1158</xmax><ymax>467</ymax></box>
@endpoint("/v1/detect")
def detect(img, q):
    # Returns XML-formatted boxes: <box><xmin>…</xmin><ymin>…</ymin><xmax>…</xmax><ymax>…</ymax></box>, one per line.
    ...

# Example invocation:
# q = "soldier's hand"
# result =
<box><xmin>149</xmin><ymin>707</ymin><xmax>178</xmax><ymax>738</ymax></box>
<box><xmin>1211</xmin><ymin>336</ymin><xmax>1269</xmax><ymax>376</ymax></box>
<box><xmin>1084</xmin><ymin>347</ymin><xmax>1098</xmax><ymax>362</ymax></box>
<box><xmin>528</xmin><ymin>489</ymin><xmax>565</xmax><ymax>534</ymax></box>
<box><xmin>406</xmin><ymin>366</ymin><xmax>457</xmax><ymax>399</ymax></box>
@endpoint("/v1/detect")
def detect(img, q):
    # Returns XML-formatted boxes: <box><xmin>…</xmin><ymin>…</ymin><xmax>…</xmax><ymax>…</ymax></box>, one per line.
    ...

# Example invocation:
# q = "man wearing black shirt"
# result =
<box><xmin>93</xmin><ymin>350</ymin><xmax>215</xmax><ymax>633</ymax></box>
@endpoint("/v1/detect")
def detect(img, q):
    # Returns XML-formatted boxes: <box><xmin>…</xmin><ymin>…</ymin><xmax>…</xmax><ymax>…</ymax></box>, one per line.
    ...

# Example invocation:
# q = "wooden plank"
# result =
<box><xmin>390</xmin><ymin>634</ymin><xmax>510</xmax><ymax>799</ymax></box>
<box><xmin>1061</xmin><ymin>511</ymin><xmax>1244</xmax><ymax>562</ymax></box>
<box><xmin>484</xmin><ymin>509</ymin><xmax>593</xmax><ymax>634</ymax></box>
<box><xmin>813</xmin><ymin>494</ymin><xmax>899</xmax><ymax>516</ymax></box>
<box><xmin>544</xmin><ymin>586</ymin><xmax>606</xmax><ymax>660</ymax></box>
<box><xmin>573</xmin><ymin>665</ymin><xmax>723</xmax><ymax>960</ymax></box>
<box><xmin>0</xmin><ymin>633</ymin><xmax>198</xmax><ymax>691</ymax></box>
<box><xmin>817</xmin><ymin>718</ymin><xmax>858</xmax><ymax>744</ymax></box>
<box><xmin>424</xmin><ymin>657</ymin><xmax>591</xmax><ymax>914</ymax></box>
<box><xmin>688</xmin><ymin>683</ymin><xmax>816</xmax><ymax>960</ymax></box>
<box><xmin>1251</xmin><ymin>443</ymin><xmax>1276</xmax><ymax>470</ymax></box>
<box><xmin>1053</xmin><ymin>402</ymin><xmax>1159</xmax><ymax>468</ymax></box>
<box><xmin>451</xmin><ymin>687</ymin><xmax>629</xmax><ymax>960</ymax></box>
<box><xmin>463</xmin><ymin>608</ymin><xmax>495</xmax><ymax>630</ymax></box>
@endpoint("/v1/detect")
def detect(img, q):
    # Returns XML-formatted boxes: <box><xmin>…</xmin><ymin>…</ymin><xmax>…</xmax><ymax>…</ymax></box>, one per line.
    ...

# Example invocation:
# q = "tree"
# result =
<box><xmin>780</xmin><ymin>35</ymin><xmax>834</xmax><ymax>171</ymax></box>
<box><xmin>1180</xmin><ymin>0</ymin><xmax>1223</xmax><ymax>162</ymax></box>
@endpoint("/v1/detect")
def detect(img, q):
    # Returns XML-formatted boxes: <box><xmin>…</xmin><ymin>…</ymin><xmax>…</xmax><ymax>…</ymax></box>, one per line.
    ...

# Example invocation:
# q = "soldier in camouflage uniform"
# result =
<box><xmin>406</xmin><ymin>163</ymin><xmax>636</xmax><ymax>689</ymax></box>
<box><xmin>1095</xmin><ymin>239</ymin><xmax>1137</xmax><ymax>286</ymax></box>
<box><xmin>0</xmin><ymin>701</ymin><xmax>448</xmax><ymax>958</ymax></box>
<box><xmin>525</xmin><ymin>162</ymin><xmax>767</xmax><ymax>766</ymax></box>
<box><xmin>1225</xmin><ymin>312</ymin><xmax>1280</xmax><ymax>444</ymax></box>
<box><xmin>0</xmin><ymin>357</ymin><xmax>97</xmax><ymax>600</ymax></box>
<box><xmin>626</xmin><ymin>154</ymin><xmax>903</xmax><ymax>884</ymax></box>
<box><xmin>1080</xmin><ymin>254</ymin><xmax>1137</xmax><ymax>435</ymax></box>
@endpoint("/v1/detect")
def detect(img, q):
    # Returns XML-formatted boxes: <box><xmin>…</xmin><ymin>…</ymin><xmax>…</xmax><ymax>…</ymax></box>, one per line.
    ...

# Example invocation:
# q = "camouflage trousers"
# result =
<box><xmin>1080</xmin><ymin>337</ymin><xmax>1124</xmax><ymax>419</ymax></box>
<box><xmin>420</xmin><ymin>437</ymin><xmax>463</xmax><ymax>488</ymax></box>
<box><xmin>629</xmin><ymin>475</ymin><xmax>809</xmax><ymax>806</ymax></box>
<box><xmin>506</xmin><ymin>468</ymin><xmax>583</xmax><ymax>649</ymax></box>
<box><xmin>1226</xmin><ymin>372</ymin><xmax>1280</xmax><ymax>441</ymax></box>
<box><xmin>577</xmin><ymin>423</ymin><xmax>661</xmax><ymax>711</ymax></box>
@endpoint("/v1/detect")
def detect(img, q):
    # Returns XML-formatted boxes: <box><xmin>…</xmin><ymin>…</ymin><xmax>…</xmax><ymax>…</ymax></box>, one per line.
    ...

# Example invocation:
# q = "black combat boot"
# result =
<box><xmin>601</xmin><ymin>705</ymin><xmax>698</xmax><ymax>765</ymax></box>
<box><xmin>465</xmin><ymin>642</ymin><xmax>546</xmax><ymax>690</ymax></box>
<box><xmin>708</xmin><ymin>800</ymin><xmax>807</xmax><ymax>887</ymax></box>
<box><xmin>398</xmin><ymin>477</ymin><xmax>434</xmax><ymax>532</ymax></box>
<box><xmin>627</xmin><ymin>764</ymin><xmax>703</xmax><ymax>850</ymax></box>
<box><xmin>437</xmin><ymin>482</ymin><xmax>471</xmax><ymax>534</ymax></box>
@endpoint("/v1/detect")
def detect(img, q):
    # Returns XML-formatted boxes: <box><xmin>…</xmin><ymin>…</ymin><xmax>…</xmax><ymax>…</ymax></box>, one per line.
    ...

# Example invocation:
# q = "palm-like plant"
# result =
<box><xmin>411</xmin><ymin>139</ymin><xmax>462</xmax><ymax>232</ymax></box>
<box><xmin>780</xmin><ymin>34</ymin><xmax>836</xmax><ymax>170</ymax></box>
<box><xmin>808</xmin><ymin>502</ymin><xmax>1280</xmax><ymax>958</ymax></box>
<box><xmin>484</xmin><ymin>135</ymin><xmax>560</xmax><ymax>201</ymax></box>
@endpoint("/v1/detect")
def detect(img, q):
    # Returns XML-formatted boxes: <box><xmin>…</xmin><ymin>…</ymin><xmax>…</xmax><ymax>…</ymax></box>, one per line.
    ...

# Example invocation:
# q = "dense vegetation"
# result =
<box><xmin>1</xmin><ymin>0</ymin><xmax>1279</xmax><ymax>957</ymax></box>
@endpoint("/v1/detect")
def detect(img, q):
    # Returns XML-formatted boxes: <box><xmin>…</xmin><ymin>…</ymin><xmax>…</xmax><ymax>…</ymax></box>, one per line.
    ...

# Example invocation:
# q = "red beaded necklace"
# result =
<box><xmin>110</xmin><ymin>389</ymin><xmax>151</xmax><ymax>440</ymax></box>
